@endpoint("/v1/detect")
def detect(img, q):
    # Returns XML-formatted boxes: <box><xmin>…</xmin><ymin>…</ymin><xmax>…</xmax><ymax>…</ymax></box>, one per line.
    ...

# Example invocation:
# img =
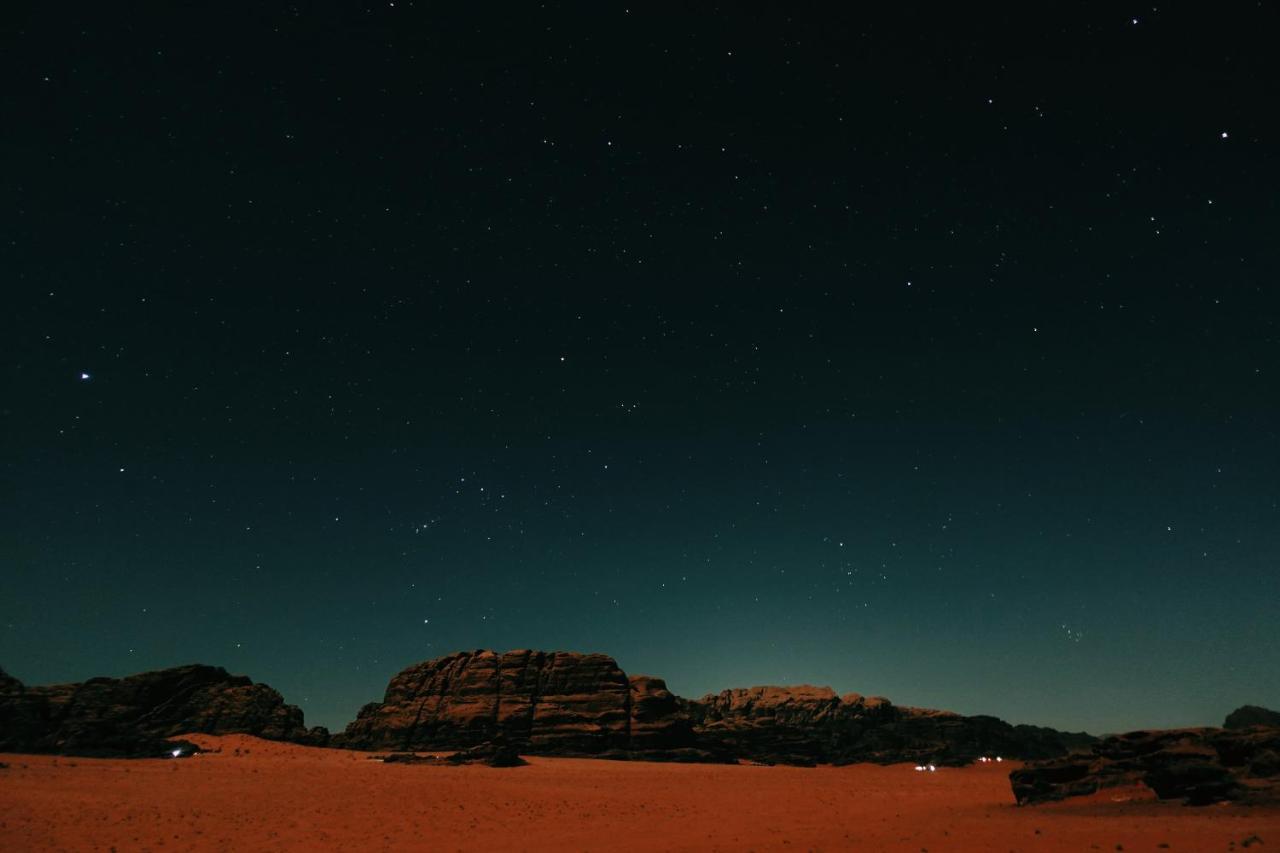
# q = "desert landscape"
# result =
<box><xmin>3</xmin><ymin>734</ymin><xmax>1278</xmax><ymax>852</ymax></box>
<box><xmin>3</xmin><ymin>652</ymin><xmax>1278</xmax><ymax>851</ymax></box>
<box><xmin>10</xmin><ymin>3</ymin><xmax>1279</xmax><ymax>850</ymax></box>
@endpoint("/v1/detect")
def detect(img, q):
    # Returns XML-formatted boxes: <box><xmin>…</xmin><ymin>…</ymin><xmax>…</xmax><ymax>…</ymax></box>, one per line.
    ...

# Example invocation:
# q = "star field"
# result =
<box><xmin>2</xmin><ymin>3</ymin><xmax>1278</xmax><ymax>735</ymax></box>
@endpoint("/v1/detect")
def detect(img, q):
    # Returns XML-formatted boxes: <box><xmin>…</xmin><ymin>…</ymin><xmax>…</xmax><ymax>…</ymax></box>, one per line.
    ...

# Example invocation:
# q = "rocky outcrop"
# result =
<box><xmin>376</xmin><ymin>734</ymin><xmax>528</xmax><ymax>767</ymax></box>
<box><xmin>448</xmin><ymin>737</ymin><xmax>528</xmax><ymax>767</ymax></box>
<box><xmin>1011</xmin><ymin>726</ymin><xmax>1280</xmax><ymax>806</ymax></box>
<box><xmin>0</xmin><ymin>664</ymin><xmax>328</xmax><ymax>757</ymax></box>
<box><xmin>628</xmin><ymin>675</ymin><xmax>695</xmax><ymax>751</ymax></box>
<box><xmin>4</xmin><ymin>652</ymin><xmax>1104</xmax><ymax>768</ymax></box>
<box><xmin>333</xmin><ymin>650</ymin><xmax>710</xmax><ymax>759</ymax></box>
<box><xmin>336</xmin><ymin>650</ymin><xmax>1090</xmax><ymax>766</ymax></box>
<box><xmin>685</xmin><ymin>685</ymin><xmax>1093</xmax><ymax>767</ymax></box>
<box><xmin>1225</xmin><ymin>705</ymin><xmax>1280</xmax><ymax>730</ymax></box>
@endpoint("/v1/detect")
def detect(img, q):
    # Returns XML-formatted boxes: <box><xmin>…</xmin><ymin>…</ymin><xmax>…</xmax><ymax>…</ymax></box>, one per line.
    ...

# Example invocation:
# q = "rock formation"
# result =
<box><xmin>375</xmin><ymin>733</ymin><xmax>528</xmax><ymax>767</ymax></box>
<box><xmin>1224</xmin><ymin>704</ymin><xmax>1280</xmax><ymax>730</ymax></box>
<box><xmin>1010</xmin><ymin>725</ymin><xmax>1280</xmax><ymax>806</ymax></box>
<box><xmin>4</xmin><ymin>651</ymin><xmax>1110</xmax><ymax>767</ymax></box>
<box><xmin>628</xmin><ymin>674</ymin><xmax>697</xmax><ymax>751</ymax></box>
<box><xmin>0</xmin><ymin>664</ymin><xmax>327</xmax><ymax>757</ymax></box>
<box><xmin>332</xmin><ymin>649</ymin><xmax>714</xmax><ymax>760</ymax></box>
<box><xmin>335</xmin><ymin>650</ymin><xmax>1091</xmax><ymax>766</ymax></box>
<box><xmin>685</xmin><ymin>685</ymin><xmax>1093</xmax><ymax>767</ymax></box>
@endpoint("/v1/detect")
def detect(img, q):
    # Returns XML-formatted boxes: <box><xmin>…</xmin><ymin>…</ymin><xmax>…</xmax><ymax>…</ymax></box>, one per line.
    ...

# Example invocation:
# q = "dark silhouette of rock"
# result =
<box><xmin>685</xmin><ymin>685</ymin><xmax>1092</xmax><ymax>767</ymax></box>
<box><xmin>628</xmin><ymin>675</ymin><xmax>695</xmax><ymax>750</ymax></box>
<box><xmin>0</xmin><ymin>667</ymin><xmax>22</xmax><ymax>694</ymax></box>
<box><xmin>1011</xmin><ymin>726</ymin><xmax>1280</xmax><ymax>806</ymax></box>
<box><xmin>1144</xmin><ymin>759</ymin><xmax>1241</xmax><ymax>805</ymax></box>
<box><xmin>447</xmin><ymin>734</ymin><xmax>529</xmax><ymax>767</ymax></box>
<box><xmin>485</xmin><ymin>745</ymin><xmax>527</xmax><ymax>767</ymax></box>
<box><xmin>1225</xmin><ymin>705</ymin><xmax>1280</xmax><ymax>730</ymax></box>
<box><xmin>335</xmin><ymin>650</ymin><xmax>1090</xmax><ymax>766</ymax></box>
<box><xmin>5</xmin><ymin>652</ymin><xmax>1100</xmax><ymax>768</ymax></box>
<box><xmin>373</xmin><ymin>735</ymin><xmax>528</xmax><ymax>767</ymax></box>
<box><xmin>379</xmin><ymin>751</ymin><xmax>433</xmax><ymax>764</ymax></box>
<box><xmin>0</xmin><ymin>664</ymin><xmax>327</xmax><ymax>757</ymax></box>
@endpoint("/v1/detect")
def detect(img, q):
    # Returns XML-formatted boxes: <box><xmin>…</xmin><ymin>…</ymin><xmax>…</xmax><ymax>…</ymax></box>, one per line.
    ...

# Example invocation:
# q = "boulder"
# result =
<box><xmin>373</xmin><ymin>735</ymin><xmax>528</xmax><ymax>767</ymax></box>
<box><xmin>1144</xmin><ymin>759</ymin><xmax>1241</xmax><ymax>805</ymax></box>
<box><xmin>0</xmin><ymin>664</ymin><xmax>327</xmax><ymax>757</ymax></box>
<box><xmin>446</xmin><ymin>734</ymin><xmax>528</xmax><ymax>767</ymax></box>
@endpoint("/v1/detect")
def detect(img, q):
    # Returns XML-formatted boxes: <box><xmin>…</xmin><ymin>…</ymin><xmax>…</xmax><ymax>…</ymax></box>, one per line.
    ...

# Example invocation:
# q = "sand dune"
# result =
<box><xmin>2</xmin><ymin>734</ymin><xmax>1276</xmax><ymax>851</ymax></box>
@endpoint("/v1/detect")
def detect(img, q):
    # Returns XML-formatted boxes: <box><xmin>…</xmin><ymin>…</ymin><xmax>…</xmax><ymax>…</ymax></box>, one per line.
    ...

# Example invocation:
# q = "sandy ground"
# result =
<box><xmin>2</xmin><ymin>734</ymin><xmax>1277</xmax><ymax>852</ymax></box>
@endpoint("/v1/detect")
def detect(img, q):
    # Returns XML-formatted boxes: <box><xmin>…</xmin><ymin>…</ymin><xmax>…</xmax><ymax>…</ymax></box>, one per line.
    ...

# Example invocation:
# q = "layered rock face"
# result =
<box><xmin>1010</xmin><ymin>725</ymin><xmax>1280</xmax><ymax>805</ymax></box>
<box><xmin>0</xmin><ymin>664</ymin><xmax>327</xmax><ymax>757</ymax></box>
<box><xmin>336</xmin><ymin>651</ymin><xmax>1089</xmax><ymax>766</ymax></box>
<box><xmin>4</xmin><ymin>651</ymin><xmax>1110</xmax><ymax>766</ymax></box>
<box><xmin>335</xmin><ymin>650</ymin><xmax>703</xmax><ymax>757</ymax></box>
<box><xmin>686</xmin><ymin>686</ymin><xmax>1092</xmax><ymax>767</ymax></box>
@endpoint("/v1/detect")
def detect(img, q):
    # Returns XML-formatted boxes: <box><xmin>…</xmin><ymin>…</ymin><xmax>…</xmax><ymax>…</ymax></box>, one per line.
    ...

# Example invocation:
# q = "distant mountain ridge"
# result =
<box><xmin>0</xmin><ymin>664</ymin><xmax>327</xmax><ymax>757</ymax></box>
<box><xmin>322</xmin><ymin>648</ymin><xmax>1099</xmax><ymax>766</ymax></box>
<box><xmin>3</xmin><ymin>650</ymin><xmax>1273</xmax><ymax>805</ymax></box>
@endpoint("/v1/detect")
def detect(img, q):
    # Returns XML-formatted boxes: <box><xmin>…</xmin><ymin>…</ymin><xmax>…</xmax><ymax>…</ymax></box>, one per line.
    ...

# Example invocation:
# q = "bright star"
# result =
<box><xmin>79</xmin><ymin>372</ymin><xmax>91</xmax><ymax>381</ymax></box>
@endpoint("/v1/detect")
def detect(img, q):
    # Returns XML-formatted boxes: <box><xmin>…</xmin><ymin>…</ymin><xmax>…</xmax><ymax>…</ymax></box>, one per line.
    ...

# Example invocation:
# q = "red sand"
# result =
<box><xmin>2</xmin><ymin>734</ymin><xmax>1276</xmax><ymax>851</ymax></box>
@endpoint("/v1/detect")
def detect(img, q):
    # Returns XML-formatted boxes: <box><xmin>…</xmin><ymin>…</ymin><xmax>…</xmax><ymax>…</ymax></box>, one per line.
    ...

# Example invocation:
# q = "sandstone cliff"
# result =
<box><xmin>335</xmin><ymin>650</ymin><xmax>1091</xmax><ymax>766</ymax></box>
<box><xmin>0</xmin><ymin>664</ymin><xmax>327</xmax><ymax>757</ymax></box>
<box><xmin>685</xmin><ymin>684</ymin><xmax>1092</xmax><ymax>767</ymax></box>
<box><xmin>332</xmin><ymin>649</ymin><xmax>710</xmax><ymax>759</ymax></box>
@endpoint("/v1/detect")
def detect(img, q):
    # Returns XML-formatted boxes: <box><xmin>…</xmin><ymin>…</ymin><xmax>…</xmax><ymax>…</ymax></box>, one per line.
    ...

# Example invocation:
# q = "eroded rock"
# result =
<box><xmin>0</xmin><ymin>664</ymin><xmax>326</xmax><ymax>757</ymax></box>
<box><xmin>1011</xmin><ymin>726</ymin><xmax>1280</xmax><ymax>806</ymax></box>
<box><xmin>334</xmin><ymin>650</ymin><xmax>669</xmax><ymax>757</ymax></box>
<box><xmin>336</xmin><ymin>651</ymin><xmax>1091</xmax><ymax>766</ymax></box>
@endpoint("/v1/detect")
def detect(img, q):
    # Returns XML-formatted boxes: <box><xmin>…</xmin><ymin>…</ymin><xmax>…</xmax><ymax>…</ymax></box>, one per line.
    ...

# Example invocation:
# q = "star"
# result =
<box><xmin>79</xmin><ymin>372</ymin><xmax>91</xmax><ymax>381</ymax></box>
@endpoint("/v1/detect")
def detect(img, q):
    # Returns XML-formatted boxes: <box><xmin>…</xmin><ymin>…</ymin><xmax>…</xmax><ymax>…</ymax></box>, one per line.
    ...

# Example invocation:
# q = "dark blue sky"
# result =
<box><xmin>3</xmin><ymin>2</ymin><xmax>1277</xmax><ymax>735</ymax></box>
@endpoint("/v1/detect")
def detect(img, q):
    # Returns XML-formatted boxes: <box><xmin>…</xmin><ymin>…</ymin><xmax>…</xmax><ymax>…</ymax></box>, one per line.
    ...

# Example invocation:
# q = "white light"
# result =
<box><xmin>913</xmin><ymin>765</ymin><xmax>926</xmax><ymax>772</ymax></box>
<box><xmin>171</xmin><ymin>748</ymin><xmax>182</xmax><ymax>758</ymax></box>
<box><xmin>79</xmin><ymin>372</ymin><xmax>91</xmax><ymax>381</ymax></box>
<box><xmin>1221</xmin><ymin>131</ymin><xmax>1229</xmax><ymax>139</ymax></box>
<box><xmin>928</xmin><ymin>764</ymin><xmax>937</xmax><ymax>772</ymax></box>
<box><xmin>996</xmin><ymin>756</ymin><xmax>1003</xmax><ymax>762</ymax></box>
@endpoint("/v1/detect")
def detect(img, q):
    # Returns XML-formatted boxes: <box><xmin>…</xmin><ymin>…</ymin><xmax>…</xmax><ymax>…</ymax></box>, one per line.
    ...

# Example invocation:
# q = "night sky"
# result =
<box><xmin>4</xmin><ymin>3</ymin><xmax>1278</xmax><ymax>736</ymax></box>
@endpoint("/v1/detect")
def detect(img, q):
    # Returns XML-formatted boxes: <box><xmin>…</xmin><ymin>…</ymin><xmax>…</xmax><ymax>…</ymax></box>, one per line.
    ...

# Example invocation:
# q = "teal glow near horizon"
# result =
<box><xmin>4</xmin><ymin>4</ymin><xmax>1277</xmax><ymax>736</ymax></box>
